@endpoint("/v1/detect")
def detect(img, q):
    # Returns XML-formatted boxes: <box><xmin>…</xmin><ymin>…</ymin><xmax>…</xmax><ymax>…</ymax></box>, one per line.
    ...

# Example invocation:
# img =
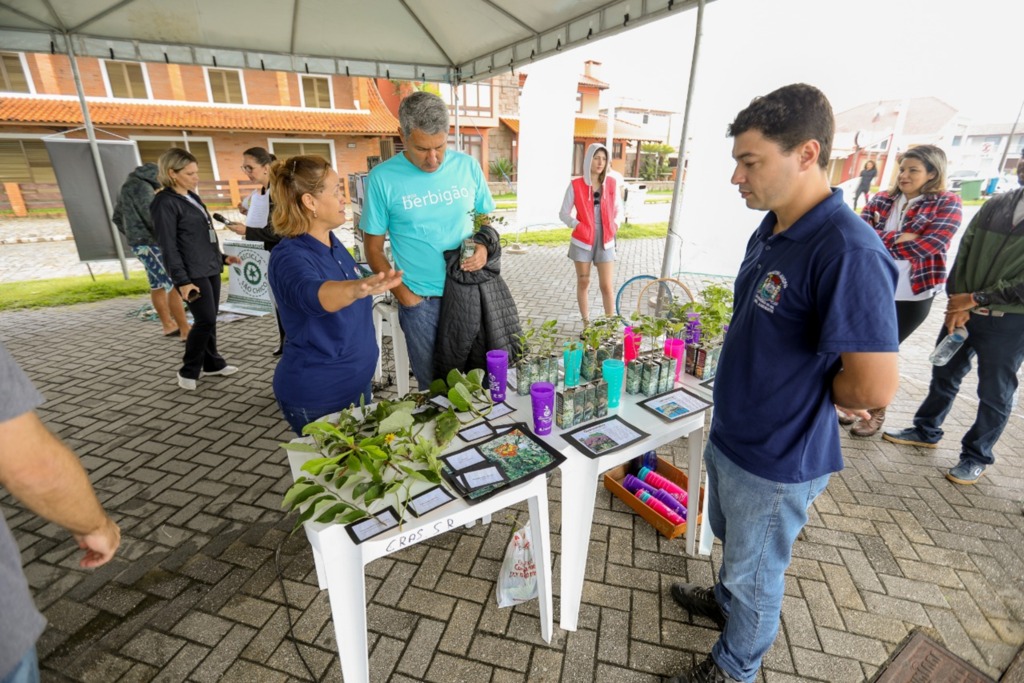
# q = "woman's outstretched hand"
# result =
<box><xmin>356</xmin><ymin>269</ymin><xmax>403</xmax><ymax>299</ymax></box>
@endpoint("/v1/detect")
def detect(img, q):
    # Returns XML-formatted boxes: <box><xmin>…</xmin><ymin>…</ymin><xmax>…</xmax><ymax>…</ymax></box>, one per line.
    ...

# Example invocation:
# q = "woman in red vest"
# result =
<box><xmin>559</xmin><ymin>143</ymin><xmax>621</xmax><ymax>326</ymax></box>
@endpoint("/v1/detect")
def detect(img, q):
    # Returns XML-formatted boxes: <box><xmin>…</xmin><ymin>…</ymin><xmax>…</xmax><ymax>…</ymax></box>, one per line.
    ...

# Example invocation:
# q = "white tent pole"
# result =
<box><xmin>453</xmin><ymin>79</ymin><xmax>461</xmax><ymax>151</ymax></box>
<box><xmin>659</xmin><ymin>0</ymin><xmax>705</xmax><ymax>280</ymax></box>
<box><xmin>66</xmin><ymin>34</ymin><xmax>130</xmax><ymax>279</ymax></box>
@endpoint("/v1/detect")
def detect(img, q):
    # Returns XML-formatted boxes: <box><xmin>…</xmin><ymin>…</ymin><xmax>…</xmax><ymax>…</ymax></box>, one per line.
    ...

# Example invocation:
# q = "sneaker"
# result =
<box><xmin>176</xmin><ymin>373</ymin><xmax>197</xmax><ymax>391</ymax></box>
<box><xmin>946</xmin><ymin>460</ymin><xmax>986</xmax><ymax>485</ymax></box>
<box><xmin>665</xmin><ymin>655</ymin><xmax>740</xmax><ymax>683</ymax></box>
<box><xmin>881</xmin><ymin>427</ymin><xmax>939</xmax><ymax>448</ymax></box>
<box><xmin>670</xmin><ymin>583</ymin><xmax>727</xmax><ymax>630</ymax></box>
<box><xmin>200</xmin><ymin>365</ymin><xmax>238</xmax><ymax>378</ymax></box>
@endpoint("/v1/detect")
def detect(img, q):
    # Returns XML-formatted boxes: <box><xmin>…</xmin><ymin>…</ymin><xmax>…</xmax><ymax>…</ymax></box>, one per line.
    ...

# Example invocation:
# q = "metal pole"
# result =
<box><xmin>996</xmin><ymin>97</ymin><xmax>1024</xmax><ymax>175</ymax></box>
<box><xmin>659</xmin><ymin>0</ymin><xmax>705</xmax><ymax>279</ymax></box>
<box><xmin>453</xmin><ymin>79</ymin><xmax>461</xmax><ymax>151</ymax></box>
<box><xmin>65</xmin><ymin>34</ymin><xmax>130</xmax><ymax>279</ymax></box>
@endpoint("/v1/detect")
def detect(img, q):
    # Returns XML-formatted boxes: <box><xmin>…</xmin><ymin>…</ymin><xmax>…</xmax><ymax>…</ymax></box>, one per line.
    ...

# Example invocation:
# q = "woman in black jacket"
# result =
<box><xmin>152</xmin><ymin>148</ymin><xmax>241</xmax><ymax>391</ymax></box>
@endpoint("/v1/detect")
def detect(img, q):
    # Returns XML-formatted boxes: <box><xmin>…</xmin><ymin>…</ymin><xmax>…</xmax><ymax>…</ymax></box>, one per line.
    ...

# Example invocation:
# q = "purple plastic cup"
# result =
<box><xmin>486</xmin><ymin>349</ymin><xmax>509</xmax><ymax>402</ymax></box>
<box><xmin>622</xmin><ymin>474</ymin><xmax>659</xmax><ymax>497</ymax></box>
<box><xmin>530</xmin><ymin>381</ymin><xmax>555</xmax><ymax>435</ymax></box>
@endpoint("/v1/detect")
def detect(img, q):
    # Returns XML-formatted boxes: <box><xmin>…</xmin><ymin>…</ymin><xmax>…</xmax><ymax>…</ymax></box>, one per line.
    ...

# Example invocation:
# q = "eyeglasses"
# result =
<box><xmin>241</xmin><ymin>165</ymin><xmax>256</xmax><ymax>173</ymax></box>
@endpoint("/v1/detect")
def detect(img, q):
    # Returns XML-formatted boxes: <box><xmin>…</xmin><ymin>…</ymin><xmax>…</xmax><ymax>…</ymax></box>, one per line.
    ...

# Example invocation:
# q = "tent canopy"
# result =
<box><xmin>0</xmin><ymin>0</ymin><xmax>707</xmax><ymax>84</ymax></box>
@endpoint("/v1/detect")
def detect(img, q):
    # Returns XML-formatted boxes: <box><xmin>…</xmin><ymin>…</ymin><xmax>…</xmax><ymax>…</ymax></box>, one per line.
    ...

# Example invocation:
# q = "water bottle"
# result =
<box><xmin>929</xmin><ymin>326</ymin><xmax>968</xmax><ymax>366</ymax></box>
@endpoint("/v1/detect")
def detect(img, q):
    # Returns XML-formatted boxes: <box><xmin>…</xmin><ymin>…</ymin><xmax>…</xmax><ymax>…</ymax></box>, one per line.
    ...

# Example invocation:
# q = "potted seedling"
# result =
<box><xmin>679</xmin><ymin>281</ymin><xmax>733</xmax><ymax>380</ymax></box>
<box><xmin>580</xmin><ymin>317</ymin><xmax>615</xmax><ymax>381</ymax></box>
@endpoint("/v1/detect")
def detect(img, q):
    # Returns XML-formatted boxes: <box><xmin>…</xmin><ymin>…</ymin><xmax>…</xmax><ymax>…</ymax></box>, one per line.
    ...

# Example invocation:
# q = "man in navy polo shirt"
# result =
<box><xmin>664</xmin><ymin>84</ymin><xmax>900</xmax><ymax>683</ymax></box>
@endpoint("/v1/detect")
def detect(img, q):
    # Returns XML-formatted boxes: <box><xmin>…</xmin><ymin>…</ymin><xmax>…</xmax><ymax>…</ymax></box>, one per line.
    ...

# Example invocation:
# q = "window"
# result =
<box><xmin>207</xmin><ymin>68</ymin><xmax>245</xmax><ymax>104</ymax></box>
<box><xmin>437</xmin><ymin>83</ymin><xmax>493</xmax><ymax>117</ymax></box>
<box><xmin>951</xmin><ymin>136</ymin><xmax>962</xmax><ymax>147</ymax></box>
<box><xmin>0</xmin><ymin>139</ymin><xmax>55</xmax><ymax>183</ymax></box>
<box><xmin>104</xmin><ymin>60</ymin><xmax>148</xmax><ymax>99</ymax></box>
<box><xmin>576</xmin><ymin>92</ymin><xmax>583</xmax><ymax>114</ymax></box>
<box><xmin>136</xmin><ymin>140</ymin><xmax>215</xmax><ymax>178</ymax></box>
<box><xmin>642</xmin><ymin>113</ymin><xmax>649</xmax><ymax>124</ymax></box>
<box><xmin>271</xmin><ymin>141</ymin><xmax>333</xmax><ymax>165</ymax></box>
<box><xmin>613</xmin><ymin>142</ymin><xmax>623</xmax><ymax>159</ymax></box>
<box><xmin>572</xmin><ymin>142</ymin><xmax>585</xmax><ymax>175</ymax></box>
<box><xmin>301</xmin><ymin>75</ymin><xmax>332</xmax><ymax>108</ymax></box>
<box><xmin>0</xmin><ymin>52</ymin><xmax>31</xmax><ymax>93</ymax></box>
<box><xmin>448</xmin><ymin>134</ymin><xmax>482</xmax><ymax>166</ymax></box>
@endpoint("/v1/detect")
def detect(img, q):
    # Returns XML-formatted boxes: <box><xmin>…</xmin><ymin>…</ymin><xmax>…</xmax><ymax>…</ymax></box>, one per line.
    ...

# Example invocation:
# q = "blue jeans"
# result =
<box><xmin>398</xmin><ymin>297</ymin><xmax>441</xmax><ymax>390</ymax></box>
<box><xmin>705</xmin><ymin>441</ymin><xmax>830</xmax><ymax>682</ymax></box>
<box><xmin>913</xmin><ymin>313</ymin><xmax>1024</xmax><ymax>466</ymax></box>
<box><xmin>1</xmin><ymin>648</ymin><xmax>39</xmax><ymax>683</ymax></box>
<box><xmin>278</xmin><ymin>383</ymin><xmax>372</xmax><ymax>435</ymax></box>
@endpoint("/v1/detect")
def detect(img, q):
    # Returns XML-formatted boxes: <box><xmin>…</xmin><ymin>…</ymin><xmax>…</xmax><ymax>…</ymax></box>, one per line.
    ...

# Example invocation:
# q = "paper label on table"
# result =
<box><xmin>431</xmin><ymin>396</ymin><xmax>453</xmax><ymax>409</ymax></box>
<box><xmin>443</xmin><ymin>448</ymin><xmax>485</xmax><ymax>471</ymax></box>
<box><xmin>407</xmin><ymin>486</ymin><xmax>456</xmax><ymax>517</ymax></box>
<box><xmin>346</xmin><ymin>508</ymin><xmax>399</xmax><ymax>543</ymax></box>
<box><xmin>461</xmin><ymin>464</ymin><xmax>508</xmax><ymax>490</ymax></box>
<box><xmin>459</xmin><ymin>422</ymin><xmax>495</xmax><ymax>442</ymax></box>
<box><xmin>486</xmin><ymin>402</ymin><xmax>514</xmax><ymax>420</ymax></box>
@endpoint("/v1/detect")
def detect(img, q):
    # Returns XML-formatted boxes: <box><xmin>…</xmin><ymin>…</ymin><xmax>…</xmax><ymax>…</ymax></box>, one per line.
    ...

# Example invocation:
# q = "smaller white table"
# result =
<box><xmin>371</xmin><ymin>300</ymin><xmax>411</xmax><ymax>396</ymax></box>
<box><xmin>285</xmin><ymin>443</ymin><xmax>553</xmax><ymax>683</ymax></box>
<box><xmin>503</xmin><ymin>374</ymin><xmax>712</xmax><ymax>632</ymax></box>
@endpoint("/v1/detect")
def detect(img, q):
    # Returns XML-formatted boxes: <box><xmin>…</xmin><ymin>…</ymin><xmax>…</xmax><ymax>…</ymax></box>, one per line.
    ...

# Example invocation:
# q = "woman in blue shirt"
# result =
<box><xmin>268</xmin><ymin>155</ymin><xmax>402</xmax><ymax>434</ymax></box>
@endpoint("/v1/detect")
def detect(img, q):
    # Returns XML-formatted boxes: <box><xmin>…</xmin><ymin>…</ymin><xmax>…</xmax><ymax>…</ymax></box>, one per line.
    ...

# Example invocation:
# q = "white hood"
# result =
<box><xmin>582</xmin><ymin>142</ymin><xmax>609</xmax><ymax>188</ymax></box>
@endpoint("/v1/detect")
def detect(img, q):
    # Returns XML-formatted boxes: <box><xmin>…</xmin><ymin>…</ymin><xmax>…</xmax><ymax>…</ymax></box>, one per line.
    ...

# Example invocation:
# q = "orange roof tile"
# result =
<box><xmin>0</xmin><ymin>88</ymin><xmax>399</xmax><ymax>135</ymax></box>
<box><xmin>500</xmin><ymin>116</ymin><xmax>661</xmax><ymax>142</ymax></box>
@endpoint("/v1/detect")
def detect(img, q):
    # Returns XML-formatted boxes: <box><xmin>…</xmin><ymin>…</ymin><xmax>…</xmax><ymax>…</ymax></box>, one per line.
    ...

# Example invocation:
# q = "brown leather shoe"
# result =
<box><xmin>851</xmin><ymin>407</ymin><xmax>886</xmax><ymax>437</ymax></box>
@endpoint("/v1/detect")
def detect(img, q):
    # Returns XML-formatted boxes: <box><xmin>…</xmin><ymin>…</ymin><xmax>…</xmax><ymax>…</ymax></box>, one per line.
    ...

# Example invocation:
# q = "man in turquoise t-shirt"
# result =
<box><xmin>363</xmin><ymin>91</ymin><xmax>496</xmax><ymax>389</ymax></box>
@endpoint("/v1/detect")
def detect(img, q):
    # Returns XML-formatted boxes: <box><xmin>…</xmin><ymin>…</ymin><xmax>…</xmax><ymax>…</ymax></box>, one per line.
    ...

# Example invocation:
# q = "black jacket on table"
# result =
<box><xmin>433</xmin><ymin>224</ymin><xmax>523</xmax><ymax>379</ymax></box>
<box><xmin>151</xmin><ymin>189</ymin><xmax>224</xmax><ymax>287</ymax></box>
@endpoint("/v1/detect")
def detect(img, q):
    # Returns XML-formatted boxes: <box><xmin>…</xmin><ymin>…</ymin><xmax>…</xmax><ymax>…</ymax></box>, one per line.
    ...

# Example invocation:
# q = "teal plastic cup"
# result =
<box><xmin>602</xmin><ymin>359</ymin><xmax>625</xmax><ymax>408</ymax></box>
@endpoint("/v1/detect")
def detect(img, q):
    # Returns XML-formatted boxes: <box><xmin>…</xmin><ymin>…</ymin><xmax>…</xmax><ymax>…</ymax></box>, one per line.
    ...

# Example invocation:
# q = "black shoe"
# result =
<box><xmin>272</xmin><ymin>346</ymin><xmax>283</xmax><ymax>357</ymax></box>
<box><xmin>670</xmin><ymin>583</ymin><xmax>727</xmax><ymax>630</ymax></box>
<box><xmin>881</xmin><ymin>427</ymin><xmax>939</xmax><ymax>448</ymax></box>
<box><xmin>665</xmin><ymin>655</ymin><xmax>739</xmax><ymax>683</ymax></box>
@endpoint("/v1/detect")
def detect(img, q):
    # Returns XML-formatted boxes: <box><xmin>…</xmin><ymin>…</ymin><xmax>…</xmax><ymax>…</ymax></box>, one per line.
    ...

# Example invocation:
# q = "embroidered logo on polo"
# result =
<box><xmin>755</xmin><ymin>271</ymin><xmax>787</xmax><ymax>314</ymax></box>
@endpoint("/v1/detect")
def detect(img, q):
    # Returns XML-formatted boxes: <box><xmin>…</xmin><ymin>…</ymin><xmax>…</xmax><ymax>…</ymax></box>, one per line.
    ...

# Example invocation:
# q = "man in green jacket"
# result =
<box><xmin>884</xmin><ymin>164</ymin><xmax>1024</xmax><ymax>484</ymax></box>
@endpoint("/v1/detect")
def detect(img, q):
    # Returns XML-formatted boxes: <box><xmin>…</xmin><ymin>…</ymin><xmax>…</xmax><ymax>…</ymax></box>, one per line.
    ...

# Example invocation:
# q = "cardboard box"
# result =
<box><xmin>603</xmin><ymin>456</ymin><xmax>704</xmax><ymax>540</ymax></box>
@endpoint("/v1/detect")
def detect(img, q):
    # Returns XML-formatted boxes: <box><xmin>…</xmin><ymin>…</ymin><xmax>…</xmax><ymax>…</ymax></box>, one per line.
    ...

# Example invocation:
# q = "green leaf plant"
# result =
<box><xmin>675</xmin><ymin>281</ymin><xmax>734</xmax><ymax>347</ymax></box>
<box><xmin>281</xmin><ymin>369</ymin><xmax>494</xmax><ymax>533</ymax></box>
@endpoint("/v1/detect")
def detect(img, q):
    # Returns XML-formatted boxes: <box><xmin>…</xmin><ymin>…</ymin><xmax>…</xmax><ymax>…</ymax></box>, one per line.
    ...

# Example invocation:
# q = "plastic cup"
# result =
<box><xmin>563</xmin><ymin>342</ymin><xmax>583</xmax><ymax>388</ymax></box>
<box><xmin>602</xmin><ymin>359</ymin><xmax>625</xmax><ymax>409</ymax></box>
<box><xmin>486</xmin><ymin>349</ymin><xmax>509</xmax><ymax>402</ymax></box>
<box><xmin>530</xmin><ymin>382</ymin><xmax>555</xmax><ymax>435</ymax></box>
<box><xmin>664</xmin><ymin>337</ymin><xmax>685</xmax><ymax>383</ymax></box>
<box><xmin>624</xmin><ymin>330</ymin><xmax>641</xmax><ymax>364</ymax></box>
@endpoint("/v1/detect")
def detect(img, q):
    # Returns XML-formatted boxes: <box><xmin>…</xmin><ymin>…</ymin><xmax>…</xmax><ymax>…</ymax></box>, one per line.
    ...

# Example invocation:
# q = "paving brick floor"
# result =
<box><xmin>1</xmin><ymin>237</ymin><xmax>1022</xmax><ymax>682</ymax></box>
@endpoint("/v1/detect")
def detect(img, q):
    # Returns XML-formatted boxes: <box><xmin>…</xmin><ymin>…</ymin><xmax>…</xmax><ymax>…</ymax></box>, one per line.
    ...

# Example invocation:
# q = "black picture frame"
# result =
<box><xmin>344</xmin><ymin>505</ymin><xmax>400</xmax><ymax>544</ymax></box>
<box><xmin>639</xmin><ymin>388</ymin><xmax>712</xmax><ymax>422</ymax></box>
<box><xmin>561</xmin><ymin>416</ymin><xmax>649</xmax><ymax>458</ymax></box>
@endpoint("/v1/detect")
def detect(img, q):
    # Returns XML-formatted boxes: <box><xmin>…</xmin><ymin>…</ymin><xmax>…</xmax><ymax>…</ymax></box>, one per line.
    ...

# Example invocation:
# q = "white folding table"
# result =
<box><xmin>284</xmin><ymin>437</ymin><xmax>553</xmax><ymax>683</ymax></box>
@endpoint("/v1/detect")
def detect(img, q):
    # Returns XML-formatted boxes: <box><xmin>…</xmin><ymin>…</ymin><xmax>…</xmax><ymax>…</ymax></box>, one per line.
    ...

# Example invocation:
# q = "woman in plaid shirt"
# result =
<box><xmin>844</xmin><ymin>145</ymin><xmax>962</xmax><ymax>436</ymax></box>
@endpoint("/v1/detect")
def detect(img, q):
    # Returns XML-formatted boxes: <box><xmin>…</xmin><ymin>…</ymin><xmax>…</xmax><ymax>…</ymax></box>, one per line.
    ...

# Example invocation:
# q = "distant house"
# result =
<box><xmin>955</xmin><ymin>122</ymin><xmax>1024</xmax><ymax>175</ymax></box>
<box><xmin>496</xmin><ymin>60</ymin><xmax>661</xmax><ymax>179</ymax></box>
<box><xmin>0</xmin><ymin>49</ymin><xmax>399</xmax><ymax>213</ymax></box>
<box><xmin>832</xmin><ymin>96</ymin><xmax>969</xmax><ymax>186</ymax></box>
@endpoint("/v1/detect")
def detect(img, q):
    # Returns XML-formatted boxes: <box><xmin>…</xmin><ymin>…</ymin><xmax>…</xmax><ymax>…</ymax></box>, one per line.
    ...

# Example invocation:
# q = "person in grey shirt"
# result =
<box><xmin>0</xmin><ymin>342</ymin><xmax>121</xmax><ymax>682</ymax></box>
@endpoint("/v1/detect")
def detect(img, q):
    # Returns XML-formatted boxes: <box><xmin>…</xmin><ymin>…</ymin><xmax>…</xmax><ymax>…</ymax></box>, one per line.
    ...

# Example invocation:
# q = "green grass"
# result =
<box><xmin>510</xmin><ymin>221</ymin><xmax>667</xmax><ymax>246</ymax></box>
<box><xmin>2</xmin><ymin>224</ymin><xmax>669</xmax><ymax>310</ymax></box>
<box><xmin>0</xmin><ymin>271</ymin><xmax>154</xmax><ymax>311</ymax></box>
<box><xmin>492</xmin><ymin>192</ymin><xmax>517</xmax><ymax>201</ymax></box>
<box><xmin>0</xmin><ymin>270</ymin><xmax>230</xmax><ymax>311</ymax></box>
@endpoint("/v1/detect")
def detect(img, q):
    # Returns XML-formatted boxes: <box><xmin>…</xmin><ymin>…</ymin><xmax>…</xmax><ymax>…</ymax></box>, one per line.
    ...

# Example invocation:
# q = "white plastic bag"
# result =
<box><xmin>496</xmin><ymin>521</ymin><xmax>537</xmax><ymax>607</ymax></box>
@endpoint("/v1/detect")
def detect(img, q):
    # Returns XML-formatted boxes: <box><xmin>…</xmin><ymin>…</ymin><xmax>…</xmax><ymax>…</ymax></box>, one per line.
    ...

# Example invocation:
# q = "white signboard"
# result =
<box><xmin>221</xmin><ymin>239</ymin><xmax>272</xmax><ymax>316</ymax></box>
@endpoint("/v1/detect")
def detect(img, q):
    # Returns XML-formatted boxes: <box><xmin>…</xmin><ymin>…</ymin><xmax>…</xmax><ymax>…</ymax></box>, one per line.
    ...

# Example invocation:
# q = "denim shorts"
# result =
<box><xmin>131</xmin><ymin>244</ymin><xmax>173</xmax><ymax>291</ymax></box>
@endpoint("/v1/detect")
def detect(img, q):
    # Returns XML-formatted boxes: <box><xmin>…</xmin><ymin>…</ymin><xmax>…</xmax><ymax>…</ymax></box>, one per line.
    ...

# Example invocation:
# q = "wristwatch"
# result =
<box><xmin>972</xmin><ymin>291</ymin><xmax>991</xmax><ymax>307</ymax></box>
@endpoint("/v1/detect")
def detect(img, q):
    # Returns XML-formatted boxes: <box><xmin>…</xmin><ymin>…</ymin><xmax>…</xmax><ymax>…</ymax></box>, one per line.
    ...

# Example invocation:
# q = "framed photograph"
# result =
<box><xmin>455</xmin><ymin>461</ymin><xmax>511</xmax><ymax>492</ymax></box>
<box><xmin>439</xmin><ymin>423</ymin><xmax>565</xmax><ymax>503</ymax></box>
<box><xmin>344</xmin><ymin>506</ymin><xmax>400</xmax><ymax>544</ymax></box>
<box><xmin>406</xmin><ymin>486</ymin><xmax>456</xmax><ymax>518</ymax></box>
<box><xmin>562</xmin><ymin>416</ymin><xmax>649</xmax><ymax>458</ymax></box>
<box><xmin>639</xmin><ymin>388</ymin><xmax>712</xmax><ymax>422</ymax></box>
